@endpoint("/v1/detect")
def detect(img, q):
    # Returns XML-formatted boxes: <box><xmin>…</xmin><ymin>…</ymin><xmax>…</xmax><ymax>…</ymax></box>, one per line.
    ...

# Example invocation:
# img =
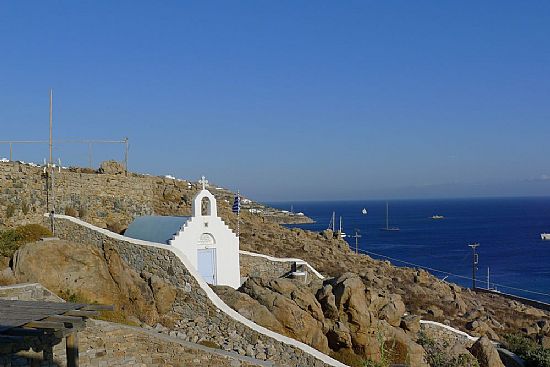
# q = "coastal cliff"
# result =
<box><xmin>1</xmin><ymin>160</ymin><xmax>548</xmax><ymax>366</ymax></box>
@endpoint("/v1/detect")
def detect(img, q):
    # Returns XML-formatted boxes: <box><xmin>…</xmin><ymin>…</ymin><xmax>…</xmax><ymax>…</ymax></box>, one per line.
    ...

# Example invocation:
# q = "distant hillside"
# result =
<box><xmin>0</xmin><ymin>160</ymin><xmax>312</xmax><ymax>231</ymax></box>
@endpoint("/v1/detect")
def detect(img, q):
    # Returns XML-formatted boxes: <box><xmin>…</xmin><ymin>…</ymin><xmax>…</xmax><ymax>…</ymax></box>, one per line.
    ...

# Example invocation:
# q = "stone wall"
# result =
<box><xmin>9</xmin><ymin>320</ymin><xmax>269</xmax><ymax>367</ymax></box>
<box><xmin>51</xmin><ymin>215</ymin><xmax>346</xmax><ymax>367</ymax></box>
<box><xmin>240</xmin><ymin>253</ymin><xmax>293</xmax><ymax>279</ymax></box>
<box><xmin>0</xmin><ymin>162</ymin><xmax>157</xmax><ymax>229</ymax></box>
<box><xmin>239</xmin><ymin>252</ymin><xmax>324</xmax><ymax>281</ymax></box>
<box><xmin>0</xmin><ymin>283</ymin><xmax>64</xmax><ymax>302</ymax></box>
<box><xmin>0</xmin><ymin>161</ymin><xmax>306</xmax><ymax>231</ymax></box>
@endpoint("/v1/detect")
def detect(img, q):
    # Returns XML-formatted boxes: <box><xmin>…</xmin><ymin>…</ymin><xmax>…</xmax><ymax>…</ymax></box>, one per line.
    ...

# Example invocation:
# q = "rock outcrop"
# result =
<box><xmin>469</xmin><ymin>336</ymin><xmax>505</xmax><ymax>367</ymax></box>
<box><xmin>217</xmin><ymin>273</ymin><xmax>427</xmax><ymax>366</ymax></box>
<box><xmin>98</xmin><ymin>160</ymin><xmax>126</xmax><ymax>175</ymax></box>
<box><xmin>12</xmin><ymin>240</ymin><xmax>177</xmax><ymax>325</ymax></box>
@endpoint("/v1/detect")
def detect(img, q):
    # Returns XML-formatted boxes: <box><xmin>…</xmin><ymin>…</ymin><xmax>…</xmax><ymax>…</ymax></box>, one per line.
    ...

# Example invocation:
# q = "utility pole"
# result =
<box><xmin>49</xmin><ymin>89</ymin><xmax>55</xmax><ymax>235</ymax></box>
<box><xmin>352</xmin><ymin>229</ymin><xmax>362</xmax><ymax>254</ymax></box>
<box><xmin>49</xmin><ymin>89</ymin><xmax>53</xmax><ymax>165</ymax></box>
<box><xmin>124</xmin><ymin>137</ymin><xmax>129</xmax><ymax>176</ymax></box>
<box><xmin>468</xmin><ymin>243</ymin><xmax>480</xmax><ymax>289</ymax></box>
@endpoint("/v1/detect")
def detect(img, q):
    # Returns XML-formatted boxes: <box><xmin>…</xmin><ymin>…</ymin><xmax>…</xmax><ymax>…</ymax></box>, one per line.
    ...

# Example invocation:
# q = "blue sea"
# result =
<box><xmin>268</xmin><ymin>197</ymin><xmax>550</xmax><ymax>303</ymax></box>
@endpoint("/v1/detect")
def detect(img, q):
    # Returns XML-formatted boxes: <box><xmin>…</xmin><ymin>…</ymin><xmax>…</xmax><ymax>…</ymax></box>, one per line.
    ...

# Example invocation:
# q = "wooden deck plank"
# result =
<box><xmin>0</xmin><ymin>300</ymin><xmax>86</xmax><ymax>332</ymax></box>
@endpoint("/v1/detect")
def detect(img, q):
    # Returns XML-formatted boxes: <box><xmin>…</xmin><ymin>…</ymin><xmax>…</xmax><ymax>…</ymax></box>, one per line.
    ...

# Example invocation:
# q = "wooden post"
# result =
<box><xmin>66</xmin><ymin>332</ymin><xmax>79</xmax><ymax>367</ymax></box>
<box><xmin>43</xmin><ymin>345</ymin><xmax>53</xmax><ymax>362</ymax></box>
<box><xmin>30</xmin><ymin>354</ymin><xmax>41</xmax><ymax>367</ymax></box>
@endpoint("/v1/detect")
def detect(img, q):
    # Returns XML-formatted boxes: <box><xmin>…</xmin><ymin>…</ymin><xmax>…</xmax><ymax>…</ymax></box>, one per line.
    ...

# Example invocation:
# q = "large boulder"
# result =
<box><xmin>400</xmin><ymin>314</ymin><xmax>421</xmax><ymax>334</ymax></box>
<box><xmin>469</xmin><ymin>336</ymin><xmax>505</xmax><ymax>367</ymax></box>
<box><xmin>331</xmin><ymin>273</ymin><xmax>373</xmax><ymax>330</ymax></box>
<box><xmin>326</xmin><ymin>321</ymin><xmax>353</xmax><ymax>350</ymax></box>
<box><xmin>378</xmin><ymin>294</ymin><xmax>405</xmax><ymax>326</ymax></box>
<box><xmin>466</xmin><ymin>319</ymin><xmax>499</xmax><ymax>340</ymax></box>
<box><xmin>240</xmin><ymin>277</ymin><xmax>330</xmax><ymax>353</ymax></box>
<box><xmin>98</xmin><ymin>160</ymin><xmax>125</xmax><ymax>175</ymax></box>
<box><xmin>12</xmin><ymin>240</ymin><xmax>163</xmax><ymax>324</ymax></box>
<box><xmin>0</xmin><ymin>256</ymin><xmax>16</xmax><ymax>285</ymax></box>
<box><xmin>146</xmin><ymin>274</ymin><xmax>177</xmax><ymax>315</ymax></box>
<box><xmin>214</xmin><ymin>285</ymin><xmax>286</xmax><ymax>335</ymax></box>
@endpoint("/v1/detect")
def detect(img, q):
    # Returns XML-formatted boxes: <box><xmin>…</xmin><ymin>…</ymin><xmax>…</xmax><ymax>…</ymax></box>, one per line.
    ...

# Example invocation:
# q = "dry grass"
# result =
<box><xmin>0</xmin><ymin>224</ymin><xmax>52</xmax><ymax>257</ymax></box>
<box><xmin>57</xmin><ymin>289</ymin><xmax>139</xmax><ymax>327</ymax></box>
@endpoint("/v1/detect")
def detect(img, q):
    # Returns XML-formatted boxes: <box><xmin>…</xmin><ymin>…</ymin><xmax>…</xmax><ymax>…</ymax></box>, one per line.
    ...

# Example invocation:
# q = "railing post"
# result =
<box><xmin>66</xmin><ymin>331</ymin><xmax>79</xmax><ymax>367</ymax></box>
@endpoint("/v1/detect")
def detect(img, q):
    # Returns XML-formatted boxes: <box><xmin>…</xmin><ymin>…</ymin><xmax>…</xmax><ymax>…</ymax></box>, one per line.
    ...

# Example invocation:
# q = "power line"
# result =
<box><xmin>356</xmin><ymin>247</ymin><xmax>550</xmax><ymax>298</ymax></box>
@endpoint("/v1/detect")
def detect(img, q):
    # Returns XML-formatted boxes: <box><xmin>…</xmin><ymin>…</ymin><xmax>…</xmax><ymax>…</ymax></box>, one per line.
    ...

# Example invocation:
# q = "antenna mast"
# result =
<box><xmin>468</xmin><ymin>243</ymin><xmax>480</xmax><ymax>289</ymax></box>
<box><xmin>48</xmin><ymin>89</ymin><xmax>55</xmax><ymax>234</ymax></box>
<box><xmin>352</xmin><ymin>229</ymin><xmax>362</xmax><ymax>254</ymax></box>
<box><xmin>49</xmin><ymin>89</ymin><xmax>53</xmax><ymax>164</ymax></box>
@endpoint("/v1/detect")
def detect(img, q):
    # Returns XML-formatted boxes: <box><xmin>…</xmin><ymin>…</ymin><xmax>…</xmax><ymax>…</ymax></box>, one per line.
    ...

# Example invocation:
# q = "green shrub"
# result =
<box><xmin>0</xmin><ymin>224</ymin><xmax>52</xmax><ymax>257</ymax></box>
<box><xmin>78</xmin><ymin>206</ymin><xmax>88</xmax><ymax>218</ymax></box>
<box><xmin>417</xmin><ymin>331</ymin><xmax>479</xmax><ymax>367</ymax></box>
<box><xmin>330</xmin><ymin>349</ymin><xmax>367</xmax><ymax>367</ymax></box>
<box><xmin>21</xmin><ymin>200</ymin><xmax>29</xmax><ymax>215</ymax></box>
<box><xmin>64</xmin><ymin>207</ymin><xmax>78</xmax><ymax>217</ymax></box>
<box><xmin>198</xmin><ymin>340</ymin><xmax>221</xmax><ymax>349</ymax></box>
<box><xmin>504</xmin><ymin>334</ymin><xmax>550</xmax><ymax>367</ymax></box>
<box><xmin>5</xmin><ymin>204</ymin><xmax>15</xmax><ymax>218</ymax></box>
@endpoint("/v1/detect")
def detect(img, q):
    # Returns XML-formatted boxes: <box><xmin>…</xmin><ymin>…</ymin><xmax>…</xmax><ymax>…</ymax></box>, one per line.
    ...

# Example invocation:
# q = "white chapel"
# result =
<box><xmin>125</xmin><ymin>177</ymin><xmax>241</xmax><ymax>288</ymax></box>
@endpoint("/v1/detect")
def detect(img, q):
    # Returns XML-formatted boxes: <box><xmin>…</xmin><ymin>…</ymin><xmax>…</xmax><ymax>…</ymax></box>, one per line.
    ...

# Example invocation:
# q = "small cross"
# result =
<box><xmin>199</xmin><ymin>175</ymin><xmax>208</xmax><ymax>190</ymax></box>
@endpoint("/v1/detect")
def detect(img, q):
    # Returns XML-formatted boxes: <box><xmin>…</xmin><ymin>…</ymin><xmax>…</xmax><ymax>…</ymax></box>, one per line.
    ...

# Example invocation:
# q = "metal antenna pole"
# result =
<box><xmin>352</xmin><ymin>230</ymin><xmax>361</xmax><ymax>254</ymax></box>
<box><xmin>124</xmin><ymin>137</ymin><xmax>129</xmax><ymax>175</ymax></box>
<box><xmin>49</xmin><ymin>89</ymin><xmax>53</xmax><ymax>165</ymax></box>
<box><xmin>468</xmin><ymin>243</ymin><xmax>480</xmax><ymax>289</ymax></box>
<box><xmin>88</xmin><ymin>142</ymin><xmax>93</xmax><ymax>168</ymax></box>
<box><xmin>49</xmin><ymin>89</ymin><xmax>55</xmax><ymax>234</ymax></box>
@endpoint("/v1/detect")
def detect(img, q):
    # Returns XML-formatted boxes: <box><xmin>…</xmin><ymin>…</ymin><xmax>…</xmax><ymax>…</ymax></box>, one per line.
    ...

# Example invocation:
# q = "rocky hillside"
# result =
<box><xmin>0</xmin><ymin>160</ymin><xmax>311</xmax><ymax>230</ymax></box>
<box><xmin>1</xmin><ymin>161</ymin><xmax>549</xmax><ymax>365</ymax></box>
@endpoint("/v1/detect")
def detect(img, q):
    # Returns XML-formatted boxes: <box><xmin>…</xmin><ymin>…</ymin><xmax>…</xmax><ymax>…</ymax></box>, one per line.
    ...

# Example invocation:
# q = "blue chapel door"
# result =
<box><xmin>197</xmin><ymin>248</ymin><xmax>217</xmax><ymax>285</ymax></box>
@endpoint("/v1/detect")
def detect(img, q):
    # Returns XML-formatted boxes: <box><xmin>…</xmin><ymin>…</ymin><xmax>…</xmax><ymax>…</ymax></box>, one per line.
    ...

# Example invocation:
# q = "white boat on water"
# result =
<box><xmin>380</xmin><ymin>202</ymin><xmax>400</xmax><ymax>231</ymax></box>
<box><xmin>541</xmin><ymin>233</ymin><xmax>550</xmax><ymax>240</ymax></box>
<box><xmin>431</xmin><ymin>215</ymin><xmax>444</xmax><ymax>220</ymax></box>
<box><xmin>339</xmin><ymin>216</ymin><xmax>346</xmax><ymax>238</ymax></box>
<box><xmin>327</xmin><ymin>212</ymin><xmax>346</xmax><ymax>238</ymax></box>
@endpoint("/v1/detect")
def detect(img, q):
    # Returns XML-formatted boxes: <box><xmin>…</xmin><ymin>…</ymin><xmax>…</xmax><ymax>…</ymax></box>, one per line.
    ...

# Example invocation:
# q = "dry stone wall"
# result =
<box><xmin>0</xmin><ymin>162</ymin><xmax>157</xmax><ymax>229</ymax></box>
<box><xmin>9</xmin><ymin>320</ymin><xmax>269</xmax><ymax>367</ymax></box>
<box><xmin>0</xmin><ymin>161</ymin><xmax>303</xmax><ymax>231</ymax></box>
<box><xmin>239</xmin><ymin>252</ymin><xmax>324</xmax><ymax>282</ymax></box>
<box><xmin>240</xmin><ymin>254</ymin><xmax>294</xmax><ymax>279</ymax></box>
<box><xmin>0</xmin><ymin>283</ymin><xmax>63</xmax><ymax>302</ymax></box>
<box><xmin>51</xmin><ymin>216</ymin><xmax>343</xmax><ymax>367</ymax></box>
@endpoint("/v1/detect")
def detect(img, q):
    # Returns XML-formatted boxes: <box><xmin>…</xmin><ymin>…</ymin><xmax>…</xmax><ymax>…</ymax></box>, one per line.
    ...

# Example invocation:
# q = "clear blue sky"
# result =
<box><xmin>1</xmin><ymin>1</ymin><xmax>549</xmax><ymax>201</ymax></box>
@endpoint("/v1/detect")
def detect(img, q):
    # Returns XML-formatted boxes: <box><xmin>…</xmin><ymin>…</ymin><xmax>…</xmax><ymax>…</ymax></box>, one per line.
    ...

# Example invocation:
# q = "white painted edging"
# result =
<box><xmin>419</xmin><ymin>320</ymin><xmax>479</xmax><ymax>342</ymax></box>
<box><xmin>49</xmin><ymin>214</ymin><xmax>347</xmax><ymax>367</ymax></box>
<box><xmin>0</xmin><ymin>282</ymin><xmax>42</xmax><ymax>290</ymax></box>
<box><xmin>239</xmin><ymin>250</ymin><xmax>325</xmax><ymax>280</ymax></box>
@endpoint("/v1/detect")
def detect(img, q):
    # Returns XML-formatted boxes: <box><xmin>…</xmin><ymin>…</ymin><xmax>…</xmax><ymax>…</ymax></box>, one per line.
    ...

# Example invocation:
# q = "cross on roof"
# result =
<box><xmin>199</xmin><ymin>175</ymin><xmax>208</xmax><ymax>190</ymax></box>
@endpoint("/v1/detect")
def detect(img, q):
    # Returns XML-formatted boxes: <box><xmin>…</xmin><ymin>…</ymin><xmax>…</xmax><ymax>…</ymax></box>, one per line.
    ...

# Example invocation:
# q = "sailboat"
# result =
<box><xmin>380</xmin><ymin>202</ymin><xmax>400</xmax><ymax>231</ymax></box>
<box><xmin>327</xmin><ymin>211</ymin><xmax>336</xmax><ymax>232</ymax></box>
<box><xmin>339</xmin><ymin>216</ymin><xmax>347</xmax><ymax>238</ymax></box>
<box><xmin>327</xmin><ymin>212</ymin><xmax>346</xmax><ymax>238</ymax></box>
<box><xmin>362</xmin><ymin>208</ymin><xmax>367</xmax><ymax>215</ymax></box>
